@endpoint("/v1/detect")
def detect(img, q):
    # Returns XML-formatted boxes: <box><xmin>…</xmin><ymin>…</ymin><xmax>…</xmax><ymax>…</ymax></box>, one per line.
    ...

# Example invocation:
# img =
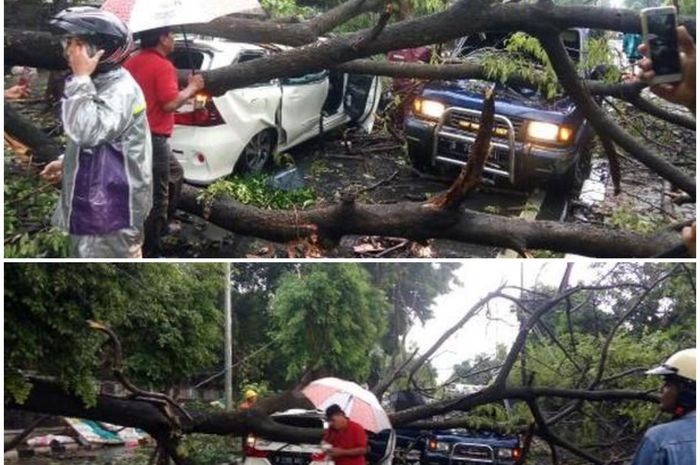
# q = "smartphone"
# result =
<box><xmin>640</xmin><ymin>6</ymin><xmax>682</xmax><ymax>84</ymax></box>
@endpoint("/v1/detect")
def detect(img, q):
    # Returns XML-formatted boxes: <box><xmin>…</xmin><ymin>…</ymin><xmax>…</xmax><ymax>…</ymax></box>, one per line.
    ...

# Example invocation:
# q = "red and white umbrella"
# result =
<box><xmin>102</xmin><ymin>0</ymin><xmax>262</xmax><ymax>33</ymax></box>
<box><xmin>302</xmin><ymin>377</ymin><xmax>392</xmax><ymax>433</ymax></box>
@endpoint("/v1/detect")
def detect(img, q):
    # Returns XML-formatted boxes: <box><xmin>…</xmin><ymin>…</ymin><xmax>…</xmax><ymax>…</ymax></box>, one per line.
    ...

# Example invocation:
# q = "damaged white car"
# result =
<box><xmin>170</xmin><ymin>38</ymin><xmax>382</xmax><ymax>185</ymax></box>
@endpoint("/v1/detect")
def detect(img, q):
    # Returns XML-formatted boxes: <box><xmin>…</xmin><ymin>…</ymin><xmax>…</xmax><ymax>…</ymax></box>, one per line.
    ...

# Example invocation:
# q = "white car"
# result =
<box><xmin>170</xmin><ymin>39</ymin><xmax>382</xmax><ymax>185</ymax></box>
<box><xmin>244</xmin><ymin>409</ymin><xmax>395</xmax><ymax>465</ymax></box>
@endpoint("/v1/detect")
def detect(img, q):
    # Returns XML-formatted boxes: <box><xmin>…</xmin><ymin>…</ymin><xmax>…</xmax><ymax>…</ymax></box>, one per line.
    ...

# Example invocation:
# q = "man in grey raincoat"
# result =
<box><xmin>40</xmin><ymin>7</ymin><xmax>152</xmax><ymax>258</ymax></box>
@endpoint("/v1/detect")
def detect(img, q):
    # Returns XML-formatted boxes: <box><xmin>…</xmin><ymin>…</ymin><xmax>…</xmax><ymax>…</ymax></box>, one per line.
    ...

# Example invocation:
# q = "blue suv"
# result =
<box><xmin>404</xmin><ymin>29</ymin><xmax>596</xmax><ymax>193</ymax></box>
<box><xmin>394</xmin><ymin>429</ymin><xmax>523</xmax><ymax>465</ymax></box>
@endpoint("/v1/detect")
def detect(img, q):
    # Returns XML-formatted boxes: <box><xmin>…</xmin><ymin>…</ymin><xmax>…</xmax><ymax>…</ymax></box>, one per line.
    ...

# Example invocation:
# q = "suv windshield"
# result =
<box><xmin>452</xmin><ymin>30</ymin><xmax>582</xmax><ymax>62</ymax></box>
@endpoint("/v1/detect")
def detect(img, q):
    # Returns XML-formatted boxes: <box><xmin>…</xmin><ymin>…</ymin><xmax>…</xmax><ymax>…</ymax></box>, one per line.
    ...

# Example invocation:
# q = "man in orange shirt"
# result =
<box><xmin>323</xmin><ymin>405</ymin><xmax>368</xmax><ymax>465</ymax></box>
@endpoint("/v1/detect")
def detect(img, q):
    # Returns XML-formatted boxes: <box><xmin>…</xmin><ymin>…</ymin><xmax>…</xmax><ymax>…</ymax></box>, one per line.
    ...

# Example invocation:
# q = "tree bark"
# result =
<box><xmin>5</xmin><ymin>104</ymin><xmax>63</xmax><ymax>165</ymax></box>
<box><xmin>178</xmin><ymin>184</ymin><xmax>680</xmax><ymax>257</ymax></box>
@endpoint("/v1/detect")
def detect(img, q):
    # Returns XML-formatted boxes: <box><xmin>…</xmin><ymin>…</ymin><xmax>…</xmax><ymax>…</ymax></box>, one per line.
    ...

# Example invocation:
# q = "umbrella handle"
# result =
<box><xmin>181</xmin><ymin>26</ymin><xmax>196</xmax><ymax>74</ymax></box>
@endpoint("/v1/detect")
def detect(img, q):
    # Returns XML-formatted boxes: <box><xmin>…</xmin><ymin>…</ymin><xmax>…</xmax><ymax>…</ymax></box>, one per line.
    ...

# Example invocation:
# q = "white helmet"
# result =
<box><xmin>646</xmin><ymin>348</ymin><xmax>696</xmax><ymax>382</ymax></box>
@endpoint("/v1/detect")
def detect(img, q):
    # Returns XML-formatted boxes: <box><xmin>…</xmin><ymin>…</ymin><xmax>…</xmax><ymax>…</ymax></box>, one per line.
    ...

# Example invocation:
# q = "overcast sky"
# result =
<box><xmin>407</xmin><ymin>262</ymin><xmax>611</xmax><ymax>382</ymax></box>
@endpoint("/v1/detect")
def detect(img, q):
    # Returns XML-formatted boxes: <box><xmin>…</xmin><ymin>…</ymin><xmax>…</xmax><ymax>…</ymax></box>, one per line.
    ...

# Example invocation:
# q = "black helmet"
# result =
<box><xmin>49</xmin><ymin>7</ymin><xmax>133</xmax><ymax>73</ymax></box>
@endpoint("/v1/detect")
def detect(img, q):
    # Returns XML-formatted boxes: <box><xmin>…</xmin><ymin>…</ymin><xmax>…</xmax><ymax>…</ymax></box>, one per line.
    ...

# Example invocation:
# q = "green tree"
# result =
<box><xmin>270</xmin><ymin>264</ymin><xmax>390</xmax><ymax>382</ymax></box>
<box><xmin>5</xmin><ymin>263</ymin><xmax>224</xmax><ymax>406</ymax></box>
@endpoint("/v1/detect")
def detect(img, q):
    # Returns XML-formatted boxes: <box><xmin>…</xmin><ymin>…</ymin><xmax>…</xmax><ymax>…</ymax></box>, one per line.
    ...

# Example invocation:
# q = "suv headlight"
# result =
<box><xmin>496</xmin><ymin>447</ymin><xmax>522</xmax><ymax>461</ymax></box>
<box><xmin>414</xmin><ymin>98</ymin><xmax>445</xmax><ymax>120</ymax></box>
<box><xmin>427</xmin><ymin>440</ymin><xmax>451</xmax><ymax>453</ymax></box>
<box><xmin>496</xmin><ymin>448</ymin><xmax>513</xmax><ymax>459</ymax></box>
<box><xmin>526</xmin><ymin>121</ymin><xmax>574</xmax><ymax>144</ymax></box>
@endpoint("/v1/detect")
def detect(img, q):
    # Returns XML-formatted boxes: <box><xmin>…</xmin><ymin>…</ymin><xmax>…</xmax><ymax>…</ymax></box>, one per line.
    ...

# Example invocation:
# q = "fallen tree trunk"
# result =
<box><xmin>8</xmin><ymin>377</ymin><xmax>657</xmax><ymax>442</ymax></box>
<box><xmin>178</xmin><ymin>184</ymin><xmax>680</xmax><ymax>258</ymax></box>
<box><xmin>6</xmin><ymin>5</ymin><xmax>695</xmax><ymax>94</ymax></box>
<box><xmin>185</xmin><ymin>0</ymin><xmax>384</xmax><ymax>46</ymax></box>
<box><xmin>4</xmin><ymin>28</ymin><xmax>66</xmax><ymax>71</ymax></box>
<box><xmin>5</xmin><ymin>104</ymin><xmax>63</xmax><ymax>165</ymax></box>
<box><xmin>538</xmin><ymin>31</ymin><xmax>696</xmax><ymax>198</ymax></box>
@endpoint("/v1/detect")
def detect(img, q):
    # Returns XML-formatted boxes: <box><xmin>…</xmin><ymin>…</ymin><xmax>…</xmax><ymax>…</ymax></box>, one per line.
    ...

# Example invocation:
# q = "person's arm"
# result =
<box><xmin>61</xmin><ymin>44</ymin><xmax>135</xmax><ymax>147</ymax></box>
<box><xmin>158</xmin><ymin>63</ymin><xmax>205</xmax><ymax>113</ymax></box>
<box><xmin>5</xmin><ymin>84</ymin><xmax>29</xmax><ymax>100</ymax></box>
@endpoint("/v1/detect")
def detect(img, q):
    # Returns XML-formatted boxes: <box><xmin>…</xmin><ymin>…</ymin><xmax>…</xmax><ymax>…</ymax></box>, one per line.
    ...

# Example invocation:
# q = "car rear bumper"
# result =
<box><xmin>170</xmin><ymin>124</ymin><xmax>242</xmax><ymax>185</ymax></box>
<box><xmin>405</xmin><ymin>116</ymin><xmax>580</xmax><ymax>185</ymax></box>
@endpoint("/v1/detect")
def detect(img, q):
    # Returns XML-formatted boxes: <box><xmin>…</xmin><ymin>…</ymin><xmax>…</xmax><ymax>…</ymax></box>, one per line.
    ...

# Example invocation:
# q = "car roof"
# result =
<box><xmin>271</xmin><ymin>408</ymin><xmax>325</xmax><ymax>418</ymax></box>
<box><xmin>174</xmin><ymin>36</ymin><xmax>286</xmax><ymax>55</ymax></box>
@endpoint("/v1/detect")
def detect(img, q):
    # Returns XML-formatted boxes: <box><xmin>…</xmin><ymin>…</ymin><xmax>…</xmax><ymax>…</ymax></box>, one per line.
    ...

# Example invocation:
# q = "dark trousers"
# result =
<box><xmin>143</xmin><ymin>134</ymin><xmax>184</xmax><ymax>256</ymax></box>
<box><xmin>167</xmin><ymin>148</ymin><xmax>184</xmax><ymax>222</ymax></box>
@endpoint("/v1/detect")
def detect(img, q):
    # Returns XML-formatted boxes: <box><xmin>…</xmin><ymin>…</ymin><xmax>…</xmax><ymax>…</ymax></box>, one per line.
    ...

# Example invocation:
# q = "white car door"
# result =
<box><xmin>279</xmin><ymin>71</ymin><xmax>329</xmax><ymax>147</ymax></box>
<box><xmin>342</xmin><ymin>73</ymin><xmax>382</xmax><ymax>133</ymax></box>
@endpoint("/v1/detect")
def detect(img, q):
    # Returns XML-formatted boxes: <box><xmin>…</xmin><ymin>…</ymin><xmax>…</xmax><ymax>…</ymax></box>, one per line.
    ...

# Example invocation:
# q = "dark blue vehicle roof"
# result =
<box><xmin>422</xmin><ymin>80</ymin><xmax>582</xmax><ymax>126</ymax></box>
<box><xmin>421</xmin><ymin>28</ymin><xmax>591</xmax><ymax>126</ymax></box>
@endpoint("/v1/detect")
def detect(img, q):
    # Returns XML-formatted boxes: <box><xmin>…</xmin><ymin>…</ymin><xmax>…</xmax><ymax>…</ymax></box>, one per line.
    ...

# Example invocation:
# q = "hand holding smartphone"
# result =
<box><xmin>640</xmin><ymin>6</ymin><xmax>682</xmax><ymax>84</ymax></box>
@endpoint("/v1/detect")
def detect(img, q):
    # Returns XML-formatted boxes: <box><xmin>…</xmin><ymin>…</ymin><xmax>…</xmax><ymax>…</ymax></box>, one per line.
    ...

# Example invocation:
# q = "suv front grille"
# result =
<box><xmin>448</xmin><ymin>113</ymin><xmax>523</xmax><ymax>140</ymax></box>
<box><xmin>452</xmin><ymin>444</ymin><xmax>494</xmax><ymax>464</ymax></box>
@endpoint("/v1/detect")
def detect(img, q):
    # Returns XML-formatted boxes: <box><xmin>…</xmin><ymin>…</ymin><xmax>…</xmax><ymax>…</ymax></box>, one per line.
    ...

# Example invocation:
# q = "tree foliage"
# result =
<box><xmin>270</xmin><ymin>263</ymin><xmax>390</xmax><ymax>381</ymax></box>
<box><xmin>4</xmin><ymin>263</ymin><xmax>225</xmax><ymax>406</ymax></box>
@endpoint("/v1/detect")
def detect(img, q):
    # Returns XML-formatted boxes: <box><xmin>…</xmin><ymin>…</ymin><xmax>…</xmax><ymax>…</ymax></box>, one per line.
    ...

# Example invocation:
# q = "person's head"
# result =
<box><xmin>244</xmin><ymin>389</ymin><xmax>258</xmax><ymax>402</ymax></box>
<box><xmin>325</xmin><ymin>404</ymin><xmax>348</xmax><ymax>430</ymax></box>
<box><xmin>138</xmin><ymin>27</ymin><xmax>175</xmax><ymax>56</ymax></box>
<box><xmin>646</xmin><ymin>349</ymin><xmax>696</xmax><ymax>417</ymax></box>
<box><xmin>49</xmin><ymin>7</ymin><xmax>133</xmax><ymax>74</ymax></box>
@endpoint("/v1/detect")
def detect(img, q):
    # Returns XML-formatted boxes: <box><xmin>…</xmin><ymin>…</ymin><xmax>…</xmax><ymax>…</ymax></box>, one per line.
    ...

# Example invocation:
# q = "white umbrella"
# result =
<box><xmin>302</xmin><ymin>377</ymin><xmax>392</xmax><ymax>433</ymax></box>
<box><xmin>102</xmin><ymin>0</ymin><xmax>262</xmax><ymax>33</ymax></box>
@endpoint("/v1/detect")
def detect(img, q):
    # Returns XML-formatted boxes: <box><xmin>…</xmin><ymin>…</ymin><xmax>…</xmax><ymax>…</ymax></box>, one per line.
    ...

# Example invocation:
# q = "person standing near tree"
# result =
<box><xmin>124</xmin><ymin>27</ymin><xmax>204</xmax><ymax>257</ymax></box>
<box><xmin>239</xmin><ymin>389</ymin><xmax>258</xmax><ymax>410</ymax></box>
<box><xmin>40</xmin><ymin>7</ymin><xmax>152</xmax><ymax>258</ymax></box>
<box><xmin>323</xmin><ymin>405</ymin><xmax>368</xmax><ymax>465</ymax></box>
<box><xmin>630</xmin><ymin>349</ymin><xmax>696</xmax><ymax>465</ymax></box>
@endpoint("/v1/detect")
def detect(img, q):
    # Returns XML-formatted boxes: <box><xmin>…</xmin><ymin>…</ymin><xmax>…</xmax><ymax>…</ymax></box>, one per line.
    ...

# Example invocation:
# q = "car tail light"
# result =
<box><xmin>311</xmin><ymin>453</ymin><xmax>327</xmax><ymax>461</ymax></box>
<box><xmin>244</xmin><ymin>435</ymin><xmax>269</xmax><ymax>458</ymax></box>
<box><xmin>174</xmin><ymin>93</ymin><xmax>225</xmax><ymax>127</ymax></box>
<box><xmin>194</xmin><ymin>152</ymin><xmax>206</xmax><ymax>164</ymax></box>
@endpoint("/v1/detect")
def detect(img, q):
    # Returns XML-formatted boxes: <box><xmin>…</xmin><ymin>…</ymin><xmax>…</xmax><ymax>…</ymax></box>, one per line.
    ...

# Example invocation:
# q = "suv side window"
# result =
<box><xmin>562</xmin><ymin>29</ymin><xmax>583</xmax><ymax>62</ymax></box>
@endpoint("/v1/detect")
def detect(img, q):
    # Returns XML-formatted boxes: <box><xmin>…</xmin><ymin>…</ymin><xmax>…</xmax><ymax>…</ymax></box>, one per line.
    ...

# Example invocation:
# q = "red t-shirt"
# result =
<box><xmin>323</xmin><ymin>420</ymin><xmax>368</xmax><ymax>465</ymax></box>
<box><xmin>124</xmin><ymin>49</ymin><xmax>180</xmax><ymax>136</ymax></box>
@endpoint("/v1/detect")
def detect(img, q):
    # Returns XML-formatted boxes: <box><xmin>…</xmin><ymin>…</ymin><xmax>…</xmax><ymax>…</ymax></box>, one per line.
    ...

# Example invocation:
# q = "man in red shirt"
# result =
<box><xmin>323</xmin><ymin>405</ymin><xmax>368</xmax><ymax>465</ymax></box>
<box><xmin>124</xmin><ymin>27</ymin><xmax>204</xmax><ymax>256</ymax></box>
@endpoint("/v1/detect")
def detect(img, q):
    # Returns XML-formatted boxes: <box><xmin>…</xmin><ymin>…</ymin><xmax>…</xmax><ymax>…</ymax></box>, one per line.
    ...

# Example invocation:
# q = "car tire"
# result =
<box><xmin>237</xmin><ymin>129</ymin><xmax>275</xmax><ymax>174</ymax></box>
<box><xmin>407</xmin><ymin>144</ymin><xmax>433</xmax><ymax>173</ymax></box>
<box><xmin>551</xmin><ymin>136</ymin><xmax>593</xmax><ymax>196</ymax></box>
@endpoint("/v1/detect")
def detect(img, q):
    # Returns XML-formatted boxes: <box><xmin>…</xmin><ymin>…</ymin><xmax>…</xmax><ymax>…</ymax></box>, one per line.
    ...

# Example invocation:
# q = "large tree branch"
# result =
<box><xmin>184</xmin><ymin>0</ymin><xmax>385</xmax><ymax>46</ymax></box>
<box><xmin>403</xmin><ymin>287</ymin><xmax>504</xmax><ymax>385</ymax></box>
<box><xmin>178</xmin><ymin>185</ymin><xmax>681</xmax><ymax>257</ymax></box>
<box><xmin>537</xmin><ymin>31</ymin><xmax>695</xmax><ymax>198</ymax></box>
<box><xmin>7</xmin><ymin>4</ymin><xmax>694</xmax><ymax>93</ymax></box>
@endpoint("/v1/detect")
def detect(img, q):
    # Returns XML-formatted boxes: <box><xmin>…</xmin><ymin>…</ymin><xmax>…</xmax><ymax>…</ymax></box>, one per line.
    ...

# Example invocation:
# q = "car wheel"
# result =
<box><xmin>552</xmin><ymin>137</ymin><xmax>593</xmax><ymax>196</ymax></box>
<box><xmin>237</xmin><ymin>130</ymin><xmax>275</xmax><ymax>174</ymax></box>
<box><xmin>407</xmin><ymin>143</ymin><xmax>432</xmax><ymax>172</ymax></box>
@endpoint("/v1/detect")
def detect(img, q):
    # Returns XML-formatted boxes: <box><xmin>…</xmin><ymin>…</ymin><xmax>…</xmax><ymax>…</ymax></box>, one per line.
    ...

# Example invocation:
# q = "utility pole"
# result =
<box><xmin>224</xmin><ymin>263</ymin><xmax>233</xmax><ymax>410</ymax></box>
